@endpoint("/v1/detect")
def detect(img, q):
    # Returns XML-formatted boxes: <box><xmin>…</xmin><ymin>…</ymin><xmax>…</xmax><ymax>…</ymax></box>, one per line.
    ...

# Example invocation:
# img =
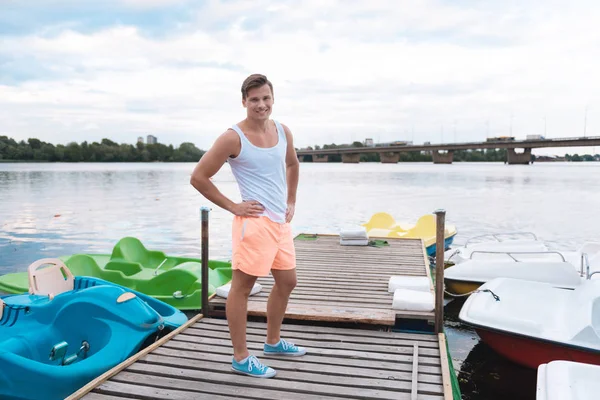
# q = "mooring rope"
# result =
<box><xmin>444</xmin><ymin>288</ymin><xmax>500</xmax><ymax>301</ymax></box>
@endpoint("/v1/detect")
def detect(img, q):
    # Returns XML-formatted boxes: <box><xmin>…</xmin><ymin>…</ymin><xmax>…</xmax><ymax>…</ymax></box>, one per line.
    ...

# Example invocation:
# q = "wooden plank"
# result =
<box><xmin>141</xmin><ymin>354</ymin><xmax>444</xmax><ymax>395</ymax></box>
<box><xmin>160</xmin><ymin>340</ymin><xmax>443</xmax><ymax>375</ymax></box>
<box><xmin>125</xmin><ymin>362</ymin><xmax>418</xmax><ymax>400</ymax></box>
<box><xmin>295</xmin><ymin>248</ymin><xmax>425</xmax><ymax>254</ymax></box>
<box><xmin>295</xmin><ymin>259</ymin><xmax>425</xmax><ymax>266</ymax></box>
<box><xmin>281</xmin><ymin>276</ymin><xmax>391</xmax><ymax>284</ymax></box>
<box><xmin>170</xmin><ymin>336</ymin><xmax>441</xmax><ymax>366</ymax></box>
<box><xmin>256</xmin><ymin>285</ymin><xmax>394</xmax><ymax>299</ymax></box>
<box><xmin>112</xmin><ymin>371</ymin><xmax>350</xmax><ymax>400</ymax></box>
<box><xmin>296</xmin><ymin>256</ymin><xmax>425</xmax><ymax>262</ymax></box>
<box><xmin>107</xmin><ymin>372</ymin><xmax>442</xmax><ymax>400</ymax></box>
<box><xmin>173</xmin><ymin>332</ymin><xmax>441</xmax><ymax>358</ymax></box>
<box><xmin>197</xmin><ymin>318</ymin><xmax>440</xmax><ymax>342</ymax></box>
<box><xmin>239</xmin><ymin>298</ymin><xmax>395</xmax><ymax>310</ymax></box>
<box><xmin>421</xmin><ymin>238</ymin><xmax>435</xmax><ymax>294</ymax></box>
<box><xmin>294</xmin><ymin>247</ymin><xmax>424</xmax><ymax>253</ymax></box>
<box><xmin>83</xmin><ymin>394</ymin><xmax>130</xmax><ymax>400</ymax></box>
<box><xmin>296</xmin><ymin>255</ymin><xmax>423</xmax><ymax>260</ymax></box>
<box><xmin>233</xmin><ymin>291</ymin><xmax>394</xmax><ymax>304</ymax></box>
<box><xmin>210</xmin><ymin>301</ymin><xmax>397</xmax><ymax>325</ymax></box>
<box><xmin>150</xmin><ymin>347</ymin><xmax>444</xmax><ymax>384</ymax></box>
<box><xmin>187</xmin><ymin>324</ymin><xmax>441</xmax><ymax>348</ymax></box>
<box><xmin>295</xmin><ymin>253</ymin><xmax>423</xmax><ymax>265</ymax></box>
<box><xmin>286</xmin><ymin>268</ymin><xmax>421</xmax><ymax>277</ymax></box>
<box><xmin>293</xmin><ymin>265</ymin><xmax>425</xmax><ymax>272</ymax></box>
<box><xmin>438</xmin><ymin>333</ymin><xmax>454</xmax><ymax>400</ymax></box>
<box><xmin>65</xmin><ymin>313</ymin><xmax>205</xmax><ymax>400</ymax></box>
<box><xmin>92</xmin><ymin>379</ymin><xmax>278</xmax><ymax>400</ymax></box>
<box><xmin>412</xmin><ymin>344</ymin><xmax>419</xmax><ymax>400</ymax></box>
<box><xmin>261</xmin><ymin>280</ymin><xmax>390</xmax><ymax>289</ymax></box>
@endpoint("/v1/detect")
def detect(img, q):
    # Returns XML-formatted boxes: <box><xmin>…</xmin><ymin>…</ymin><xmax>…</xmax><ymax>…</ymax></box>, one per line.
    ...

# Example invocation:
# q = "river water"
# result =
<box><xmin>1</xmin><ymin>161</ymin><xmax>599</xmax><ymax>399</ymax></box>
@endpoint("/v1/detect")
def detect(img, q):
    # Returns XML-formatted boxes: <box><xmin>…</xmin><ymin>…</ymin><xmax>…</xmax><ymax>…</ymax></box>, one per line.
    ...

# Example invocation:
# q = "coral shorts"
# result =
<box><xmin>232</xmin><ymin>216</ymin><xmax>296</xmax><ymax>277</ymax></box>
<box><xmin>231</xmin><ymin>215</ymin><xmax>296</xmax><ymax>276</ymax></box>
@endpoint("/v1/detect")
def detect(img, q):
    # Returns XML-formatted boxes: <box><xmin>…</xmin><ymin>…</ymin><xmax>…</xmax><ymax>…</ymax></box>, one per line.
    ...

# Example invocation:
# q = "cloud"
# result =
<box><xmin>0</xmin><ymin>0</ymin><xmax>599</xmax><ymax>156</ymax></box>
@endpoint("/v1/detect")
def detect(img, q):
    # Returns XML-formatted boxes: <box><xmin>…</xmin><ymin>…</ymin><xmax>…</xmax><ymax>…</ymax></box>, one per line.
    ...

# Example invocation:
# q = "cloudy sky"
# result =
<box><xmin>1</xmin><ymin>0</ymin><xmax>598</xmax><ymax>154</ymax></box>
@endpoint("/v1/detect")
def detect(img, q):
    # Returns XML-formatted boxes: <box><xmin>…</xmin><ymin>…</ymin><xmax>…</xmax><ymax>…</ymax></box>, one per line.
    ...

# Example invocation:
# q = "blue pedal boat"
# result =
<box><xmin>0</xmin><ymin>258</ymin><xmax>187</xmax><ymax>400</ymax></box>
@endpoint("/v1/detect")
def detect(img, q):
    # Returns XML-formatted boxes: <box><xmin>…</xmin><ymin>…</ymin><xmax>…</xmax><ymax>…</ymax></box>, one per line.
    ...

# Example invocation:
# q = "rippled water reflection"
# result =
<box><xmin>1</xmin><ymin>161</ymin><xmax>599</xmax><ymax>399</ymax></box>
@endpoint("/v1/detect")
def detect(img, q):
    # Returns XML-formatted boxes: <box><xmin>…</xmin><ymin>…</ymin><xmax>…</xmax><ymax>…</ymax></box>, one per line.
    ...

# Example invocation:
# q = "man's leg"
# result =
<box><xmin>227</xmin><ymin>269</ymin><xmax>258</xmax><ymax>361</ymax></box>
<box><xmin>266</xmin><ymin>268</ymin><xmax>297</xmax><ymax>344</ymax></box>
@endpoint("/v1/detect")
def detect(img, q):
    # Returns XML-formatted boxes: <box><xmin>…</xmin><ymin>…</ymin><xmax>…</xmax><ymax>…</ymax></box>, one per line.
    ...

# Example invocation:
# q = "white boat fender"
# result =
<box><xmin>388</xmin><ymin>276</ymin><xmax>430</xmax><ymax>293</ymax></box>
<box><xmin>215</xmin><ymin>282</ymin><xmax>262</xmax><ymax>299</ymax></box>
<box><xmin>392</xmin><ymin>289</ymin><xmax>434</xmax><ymax>312</ymax></box>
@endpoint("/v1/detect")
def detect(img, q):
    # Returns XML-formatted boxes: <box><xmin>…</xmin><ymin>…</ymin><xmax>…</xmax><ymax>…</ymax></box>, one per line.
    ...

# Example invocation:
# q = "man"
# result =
<box><xmin>190</xmin><ymin>74</ymin><xmax>304</xmax><ymax>378</ymax></box>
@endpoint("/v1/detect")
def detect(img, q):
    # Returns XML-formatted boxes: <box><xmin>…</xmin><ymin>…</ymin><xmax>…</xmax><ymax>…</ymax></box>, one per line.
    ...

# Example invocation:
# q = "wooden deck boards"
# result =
<box><xmin>80</xmin><ymin>318</ymin><xmax>447</xmax><ymax>400</ymax></box>
<box><xmin>209</xmin><ymin>234</ymin><xmax>434</xmax><ymax>325</ymax></box>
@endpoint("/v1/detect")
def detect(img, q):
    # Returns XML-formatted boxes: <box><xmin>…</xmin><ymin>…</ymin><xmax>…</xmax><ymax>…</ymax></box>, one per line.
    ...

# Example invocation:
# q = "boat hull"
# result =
<box><xmin>476</xmin><ymin>327</ymin><xmax>600</xmax><ymax>369</ymax></box>
<box><xmin>444</xmin><ymin>279</ymin><xmax>482</xmax><ymax>295</ymax></box>
<box><xmin>426</xmin><ymin>234</ymin><xmax>456</xmax><ymax>257</ymax></box>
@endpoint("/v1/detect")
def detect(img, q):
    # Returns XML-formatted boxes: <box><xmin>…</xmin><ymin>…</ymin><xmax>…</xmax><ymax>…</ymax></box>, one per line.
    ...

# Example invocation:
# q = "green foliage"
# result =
<box><xmin>0</xmin><ymin>136</ymin><xmax>205</xmax><ymax>162</ymax></box>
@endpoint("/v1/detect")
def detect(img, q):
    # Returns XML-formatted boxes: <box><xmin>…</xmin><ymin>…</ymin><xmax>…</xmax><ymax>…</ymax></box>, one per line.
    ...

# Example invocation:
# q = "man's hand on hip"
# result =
<box><xmin>231</xmin><ymin>201</ymin><xmax>265</xmax><ymax>217</ymax></box>
<box><xmin>285</xmin><ymin>202</ymin><xmax>295</xmax><ymax>223</ymax></box>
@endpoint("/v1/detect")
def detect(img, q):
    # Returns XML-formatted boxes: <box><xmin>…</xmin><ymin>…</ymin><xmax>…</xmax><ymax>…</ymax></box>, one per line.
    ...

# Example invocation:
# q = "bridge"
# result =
<box><xmin>296</xmin><ymin>136</ymin><xmax>600</xmax><ymax>164</ymax></box>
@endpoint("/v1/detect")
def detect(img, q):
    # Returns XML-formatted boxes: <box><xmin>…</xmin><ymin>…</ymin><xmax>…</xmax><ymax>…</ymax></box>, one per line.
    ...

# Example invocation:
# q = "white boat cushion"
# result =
<box><xmin>388</xmin><ymin>276</ymin><xmax>431</xmax><ymax>293</ymax></box>
<box><xmin>215</xmin><ymin>282</ymin><xmax>262</xmax><ymax>299</ymax></box>
<box><xmin>392</xmin><ymin>289</ymin><xmax>434</xmax><ymax>312</ymax></box>
<box><xmin>339</xmin><ymin>226</ymin><xmax>368</xmax><ymax>239</ymax></box>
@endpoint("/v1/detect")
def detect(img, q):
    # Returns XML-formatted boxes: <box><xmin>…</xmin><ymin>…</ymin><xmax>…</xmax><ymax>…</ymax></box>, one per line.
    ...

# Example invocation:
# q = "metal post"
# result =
<box><xmin>201</xmin><ymin>207</ymin><xmax>210</xmax><ymax>317</ymax></box>
<box><xmin>434</xmin><ymin>209</ymin><xmax>446</xmax><ymax>334</ymax></box>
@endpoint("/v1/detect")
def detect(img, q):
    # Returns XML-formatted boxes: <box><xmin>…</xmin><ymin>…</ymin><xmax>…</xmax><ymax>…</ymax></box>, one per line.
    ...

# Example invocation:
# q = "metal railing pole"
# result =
<box><xmin>201</xmin><ymin>207</ymin><xmax>210</xmax><ymax>317</ymax></box>
<box><xmin>434</xmin><ymin>209</ymin><xmax>446</xmax><ymax>334</ymax></box>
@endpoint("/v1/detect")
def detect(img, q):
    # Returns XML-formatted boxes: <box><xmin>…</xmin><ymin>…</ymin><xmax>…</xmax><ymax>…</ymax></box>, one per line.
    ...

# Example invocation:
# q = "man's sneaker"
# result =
<box><xmin>263</xmin><ymin>339</ymin><xmax>307</xmax><ymax>356</ymax></box>
<box><xmin>231</xmin><ymin>355</ymin><xmax>276</xmax><ymax>378</ymax></box>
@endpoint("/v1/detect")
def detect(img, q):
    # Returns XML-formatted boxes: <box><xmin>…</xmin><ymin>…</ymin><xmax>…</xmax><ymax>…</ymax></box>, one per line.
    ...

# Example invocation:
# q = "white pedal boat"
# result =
<box><xmin>458</xmin><ymin>277</ymin><xmax>600</xmax><ymax>369</ymax></box>
<box><xmin>537</xmin><ymin>360</ymin><xmax>600</xmax><ymax>400</ymax></box>
<box><xmin>446</xmin><ymin>236</ymin><xmax>600</xmax><ymax>268</ymax></box>
<box><xmin>445</xmin><ymin>232</ymin><xmax>548</xmax><ymax>265</ymax></box>
<box><xmin>444</xmin><ymin>253</ymin><xmax>590</xmax><ymax>295</ymax></box>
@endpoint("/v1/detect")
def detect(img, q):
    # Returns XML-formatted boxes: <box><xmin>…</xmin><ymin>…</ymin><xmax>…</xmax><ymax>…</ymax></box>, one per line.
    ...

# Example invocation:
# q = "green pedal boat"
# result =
<box><xmin>0</xmin><ymin>237</ymin><xmax>232</xmax><ymax>310</ymax></box>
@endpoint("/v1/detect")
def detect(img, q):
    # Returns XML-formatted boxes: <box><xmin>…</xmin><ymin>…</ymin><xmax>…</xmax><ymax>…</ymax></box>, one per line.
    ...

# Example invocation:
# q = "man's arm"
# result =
<box><xmin>282</xmin><ymin>124</ymin><xmax>300</xmax><ymax>223</ymax></box>
<box><xmin>190</xmin><ymin>131</ymin><xmax>264</xmax><ymax>217</ymax></box>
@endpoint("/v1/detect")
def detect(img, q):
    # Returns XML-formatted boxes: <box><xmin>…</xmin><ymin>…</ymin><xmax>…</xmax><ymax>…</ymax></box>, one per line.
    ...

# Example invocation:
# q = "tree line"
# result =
<box><xmin>565</xmin><ymin>154</ymin><xmax>600</xmax><ymax>162</ymax></box>
<box><xmin>0</xmin><ymin>136</ymin><xmax>205</xmax><ymax>162</ymax></box>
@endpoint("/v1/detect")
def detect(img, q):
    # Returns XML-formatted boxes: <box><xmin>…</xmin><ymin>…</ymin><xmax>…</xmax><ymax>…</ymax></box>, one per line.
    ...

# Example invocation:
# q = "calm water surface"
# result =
<box><xmin>1</xmin><ymin>161</ymin><xmax>599</xmax><ymax>399</ymax></box>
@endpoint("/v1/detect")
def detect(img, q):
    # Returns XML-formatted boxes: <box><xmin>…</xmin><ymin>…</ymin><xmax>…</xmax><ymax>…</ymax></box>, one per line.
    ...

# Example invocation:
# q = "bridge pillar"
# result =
<box><xmin>342</xmin><ymin>153</ymin><xmax>360</xmax><ymax>163</ymax></box>
<box><xmin>432</xmin><ymin>150</ymin><xmax>454</xmax><ymax>164</ymax></box>
<box><xmin>506</xmin><ymin>148</ymin><xmax>532</xmax><ymax>165</ymax></box>
<box><xmin>313</xmin><ymin>154</ymin><xmax>329</xmax><ymax>163</ymax></box>
<box><xmin>379</xmin><ymin>152</ymin><xmax>400</xmax><ymax>163</ymax></box>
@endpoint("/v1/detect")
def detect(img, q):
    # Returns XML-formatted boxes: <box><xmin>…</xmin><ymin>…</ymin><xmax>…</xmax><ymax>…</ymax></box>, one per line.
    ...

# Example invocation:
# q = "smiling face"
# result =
<box><xmin>243</xmin><ymin>83</ymin><xmax>274</xmax><ymax>121</ymax></box>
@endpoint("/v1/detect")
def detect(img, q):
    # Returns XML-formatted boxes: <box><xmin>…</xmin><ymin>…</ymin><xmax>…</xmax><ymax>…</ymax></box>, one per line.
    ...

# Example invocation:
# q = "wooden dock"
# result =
<box><xmin>66</xmin><ymin>234</ymin><xmax>454</xmax><ymax>400</ymax></box>
<box><xmin>210</xmin><ymin>234</ymin><xmax>434</xmax><ymax>325</ymax></box>
<box><xmin>71</xmin><ymin>316</ymin><xmax>452</xmax><ymax>400</ymax></box>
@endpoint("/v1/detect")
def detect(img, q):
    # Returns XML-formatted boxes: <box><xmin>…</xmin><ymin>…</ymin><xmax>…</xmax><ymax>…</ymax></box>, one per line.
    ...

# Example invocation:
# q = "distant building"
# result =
<box><xmin>137</xmin><ymin>137</ymin><xmax>144</xmax><ymax>144</ymax></box>
<box><xmin>147</xmin><ymin>135</ymin><xmax>157</xmax><ymax>144</ymax></box>
<box><xmin>364</xmin><ymin>138</ymin><xmax>374</xmax><ymax>147</ymax></box>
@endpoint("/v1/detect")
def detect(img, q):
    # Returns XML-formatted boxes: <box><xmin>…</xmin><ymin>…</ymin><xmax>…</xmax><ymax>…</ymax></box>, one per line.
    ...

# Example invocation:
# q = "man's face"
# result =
<box><xmin>243</xmin><ymin>84</ymin><xmax>273</xmax><ymax>120</ymax></box>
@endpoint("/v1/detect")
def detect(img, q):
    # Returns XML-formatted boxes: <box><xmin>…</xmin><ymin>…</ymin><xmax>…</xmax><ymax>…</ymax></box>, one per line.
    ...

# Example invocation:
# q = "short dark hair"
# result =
<box><xmin>241</xmin><ymin>74</ymin><xmax>273</xmax><ymax>100</ymax></box>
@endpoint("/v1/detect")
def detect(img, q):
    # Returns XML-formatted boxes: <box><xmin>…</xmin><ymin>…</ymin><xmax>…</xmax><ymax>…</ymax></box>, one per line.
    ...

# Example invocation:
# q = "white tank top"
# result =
<box><xmin>228</xmin><ymin>120</ymin><xmax>288</xmax><ymax>223</ymax></box>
